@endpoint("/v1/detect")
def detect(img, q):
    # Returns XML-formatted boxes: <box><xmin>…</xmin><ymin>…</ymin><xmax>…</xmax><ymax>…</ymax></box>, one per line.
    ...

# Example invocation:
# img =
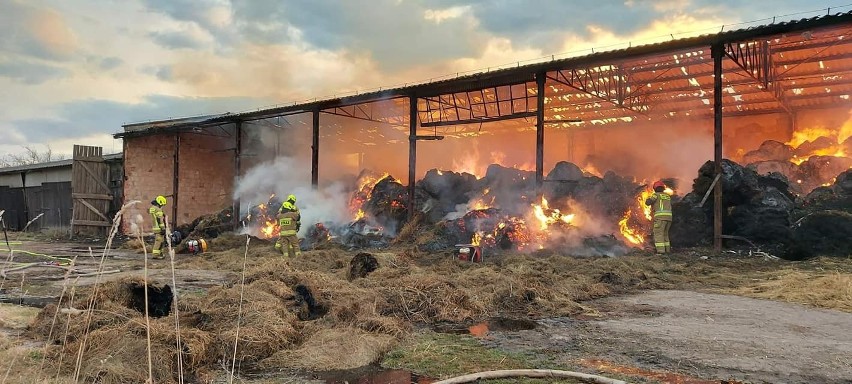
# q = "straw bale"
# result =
<box><xmin>257</xmin><ymin>327</ymin><xmax>396</xmax><ymax>371</ymax></box>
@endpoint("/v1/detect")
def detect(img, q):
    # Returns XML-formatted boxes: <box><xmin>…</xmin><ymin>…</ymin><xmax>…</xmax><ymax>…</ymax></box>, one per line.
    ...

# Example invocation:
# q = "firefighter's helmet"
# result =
<box><xmin>286</xmin><ymin>194</ymin><xmax>296</xmax><ymax>204</ymax></box>
<box><xmin>155</xmin><ymin>195</ymin><xmax>167</xmax><ymax>206</ymax></box>
<box><xmin>652</xmin><ymin>181</ymin><xmax>666</xmax><ymax>190</ymax></box>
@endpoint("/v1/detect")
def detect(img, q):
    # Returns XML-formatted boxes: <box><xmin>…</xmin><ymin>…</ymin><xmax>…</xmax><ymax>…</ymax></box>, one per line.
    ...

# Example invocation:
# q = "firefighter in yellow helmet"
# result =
<box><xmin>275</xmin><ymin>194</ymin><xmax>301</xmax><ymax>257</ymax></box>
<box><xmin>149</xmin><ymin>195</ymin><xmax>167</xmax><ymax>259</ymax></box>
<box><xmin>645</xmin><ymin>181</ymin><xmax>672</xmax><ymax>254</ymax></box>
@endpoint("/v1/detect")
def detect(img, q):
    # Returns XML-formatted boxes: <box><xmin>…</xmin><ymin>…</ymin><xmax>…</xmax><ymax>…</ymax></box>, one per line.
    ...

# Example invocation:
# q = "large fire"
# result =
<box><xmin>786</xmin><ymin>125</ymin><xmax>851</xmax><ymax>165</ymax></box>
<box><xmin>618</xmin><ymin>186</ymin><xmax>675</xmax><ymax>246</ymax></box>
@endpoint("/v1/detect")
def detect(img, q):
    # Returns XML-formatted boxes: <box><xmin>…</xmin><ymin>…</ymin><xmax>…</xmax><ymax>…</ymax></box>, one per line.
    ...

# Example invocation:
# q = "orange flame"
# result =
<box><xmin>531</xmin><ymin>198</ymin><xmax>575</xmax><ymax>231</ymax></box>
<box><xmin>619</xmin><ymin>186</ymin><xmax>672</xmax><ymax>246</ymax></box>
<box><xmin>349</xmin><ymin>172</ymin><xmax>390</xmax><ymax>220</ymax></box>
<box><xmin>786</xmin><ymin>125</ymin><xmax>833</xmax><ymax>148</ymax></box>
<box><xmin>471</xmin><ymin>232</ymin><xmax>482</xmax><ymax>246</ymax></box>
<box><xmin>618</xmin><ymin>210</ymin><xmax>644</xmax><ymax>245</ymax></box>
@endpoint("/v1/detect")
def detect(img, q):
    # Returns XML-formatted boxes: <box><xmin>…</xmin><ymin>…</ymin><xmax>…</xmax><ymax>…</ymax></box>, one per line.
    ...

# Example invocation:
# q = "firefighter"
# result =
<box><xmin>149</xmin><ymin>195</ymin><xmax>167</xmax><ymax>259</ymax></box>
<box><xmin>645</xmin><ymin>181</ymin><xmax>672</xmax><ymax>254</ymax></box>
<box><xmin>275</xmin><ymin>199</ymin><xmax>301</xmax><ymax>257</ymax></box>
<box><xmin>279</xmin><ymin>194</ymin><xmax>299</xmax><ymax>216</ymax></box>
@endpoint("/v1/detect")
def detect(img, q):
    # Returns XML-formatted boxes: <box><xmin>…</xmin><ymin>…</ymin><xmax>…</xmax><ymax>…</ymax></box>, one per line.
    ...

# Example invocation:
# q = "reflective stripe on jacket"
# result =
<box><xmin>278</xmin><ymin>211</ymin><xmax>300</xmax><ymax>236</ymax></box>
<box><xmin>645</xmin><ymin>192</ymin><xmax>672</xmax><ymax>218</ymax></box>
<box><xmin>149</xmin><ymin>206</ymin><xmax>164</xmax><ymax>233</ymax></box>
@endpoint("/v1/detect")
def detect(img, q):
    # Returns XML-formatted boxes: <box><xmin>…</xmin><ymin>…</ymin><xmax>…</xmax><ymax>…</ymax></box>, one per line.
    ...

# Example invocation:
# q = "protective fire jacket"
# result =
<box><xmin>149</xmin><ymin>205</ymin><xmax>165</xmax><ymax>233</ymax></box>
<box><xmin>278</xmin><ymin>211</ymin><xmax>301</xmax><ymax>236</ymax></box>
<box><xmin>645</xmin><ymin>192</ymin><xmax>672</xmax><ymax>219</ymax></box>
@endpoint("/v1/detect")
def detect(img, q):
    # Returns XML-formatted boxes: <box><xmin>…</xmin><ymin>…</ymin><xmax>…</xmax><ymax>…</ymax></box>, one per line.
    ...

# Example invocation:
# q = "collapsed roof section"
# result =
<box><xmin>116</xmin><ymin>11</ymin><xmax>852</xmax><ymax>142</ymax></box>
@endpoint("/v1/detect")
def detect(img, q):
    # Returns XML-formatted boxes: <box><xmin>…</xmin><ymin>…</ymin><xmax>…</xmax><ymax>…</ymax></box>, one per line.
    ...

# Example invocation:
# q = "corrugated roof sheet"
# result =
<box><xmin>0</xmin><ymin>153</ymin><xmax>122</xmax><ymax>174</ymax></box>
<box><xmin>115</xmin><ymin>10</ymin><xmax>852</xmax><ymax>139</ymax></box>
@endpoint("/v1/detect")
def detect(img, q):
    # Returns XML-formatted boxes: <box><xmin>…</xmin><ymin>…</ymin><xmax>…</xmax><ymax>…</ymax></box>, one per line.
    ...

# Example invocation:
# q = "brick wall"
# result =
<box><xmin>122</xmin><ymin>134</ymin><xmax>176</xmax><ymax>233</ymax></box>
<box><xmin>176</xmin><ymin>131</ymin><xmax>235</xmax><ymax>225</ymax></box>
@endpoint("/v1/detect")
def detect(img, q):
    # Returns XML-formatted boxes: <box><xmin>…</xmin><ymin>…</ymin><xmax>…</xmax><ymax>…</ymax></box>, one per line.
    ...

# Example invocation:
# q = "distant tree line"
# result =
<box><xmin>0</xmin><ymin>145</ymin><xmax>66</xmax><ymax>168</ymax></box>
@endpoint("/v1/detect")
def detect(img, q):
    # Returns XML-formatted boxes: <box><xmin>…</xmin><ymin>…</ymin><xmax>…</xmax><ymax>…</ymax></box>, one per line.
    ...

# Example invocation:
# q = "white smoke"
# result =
<box><xmin>233</xmin><ymin>157</ymin><xmax>350</xmax><ymax>236</ymax></box>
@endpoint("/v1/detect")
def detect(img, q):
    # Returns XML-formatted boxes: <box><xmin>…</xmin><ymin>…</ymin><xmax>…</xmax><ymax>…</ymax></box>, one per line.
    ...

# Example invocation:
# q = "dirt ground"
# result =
<box><xmin>1</xmin><ymin>234</ymin><xmax>850</xmax><ymax>384</ymax></box>
<box><xmin>482</xmin><ymin>291</ymin><xmax>852</xmax><ymax>384</ymax></box>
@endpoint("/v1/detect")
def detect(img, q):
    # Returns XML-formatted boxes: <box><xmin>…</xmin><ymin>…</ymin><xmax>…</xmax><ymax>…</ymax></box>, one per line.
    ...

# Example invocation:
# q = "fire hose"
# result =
<box><xmin>431</xmin><ymin>369</ymin><xmax>629</xmax><ymax>384</ymax></box>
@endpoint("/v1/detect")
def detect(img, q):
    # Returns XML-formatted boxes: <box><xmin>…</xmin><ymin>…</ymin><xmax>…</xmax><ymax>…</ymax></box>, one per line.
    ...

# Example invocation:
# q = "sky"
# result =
<box><xmin>0</xmin><ymin>0</ymin><xmax>848</xmax><ymax>159</ymax></box>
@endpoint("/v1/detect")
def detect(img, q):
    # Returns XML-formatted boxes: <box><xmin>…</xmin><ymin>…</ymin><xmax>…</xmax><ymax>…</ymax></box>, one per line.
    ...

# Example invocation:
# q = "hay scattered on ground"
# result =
<box><xmin>22</xmin><ymin>234</ymin><xmax>851</xmax><ymax>382</ymax></box>
<box><xmin>732</xmin><ymin>271</ymin><xmax>852</xmax><ymax>312</ymax></box>
<box><xmin>258</xmin><ymin>327</ymin><xmax>396</xmax><ymax>371</ymax></box>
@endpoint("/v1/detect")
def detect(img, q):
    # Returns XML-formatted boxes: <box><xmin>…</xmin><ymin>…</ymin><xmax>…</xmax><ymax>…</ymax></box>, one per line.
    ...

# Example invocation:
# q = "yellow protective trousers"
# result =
<box><xmin>652</xmin><ymin>218</ymin><xmax>672</xmax><ymax>254</ymax></box>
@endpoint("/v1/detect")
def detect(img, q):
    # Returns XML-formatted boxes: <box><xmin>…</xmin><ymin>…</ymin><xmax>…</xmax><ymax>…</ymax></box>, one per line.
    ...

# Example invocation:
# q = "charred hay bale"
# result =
<box><xmin>670</xmin><ymin>193</ymin><xmax>712</xmax><ymax>247</ymax></box>
<box><xmin>694</xmin><ymin>159</ymin><xmax>760</xmax><ymax>206</ymax></box>
<box><xmin>365</xmin><ymin>176</ymin><xmax>407</xmax><ymax>229</ymax></box>
<box><xmin>748</xmin><ymin>161</ymin><xmax>802</xmax><ymax>192</ymax></box>
<box><xmin>544</xmin><ymin>161</ymin><xmax>584</xmax><ymax>199</ymax></box>
<box><xmin>547</xmin><ymin>161</ymin><xmax>584</xmax><ymax>181</ymax></box>
<box><xmin>481</xmin><ymin>164</ymin><xmax>536</xmax><ymax>214</ymax></box>
<box><xmin>348</xmin><ymin>252</ymin><xmax>379</xmax><ymax>281</ymax></box>
<box><xmin>835</xmin><ymin>169</ymin><xmax>852</xmax><ymax>195</ymax></box>
<box><xmin>794</xmin><ymin>136</ymin><xmax>836</xmax><ymax>157</ymax></box>
<box><xmin>798</xmin><ymin>156</ymin><xmax>852</xmax><ymax>189</ymax></box>
<box><xmin>178</xmin><ymin>207</ymin><xmax>234</xmax><ymax>250</ymax></box>
<box><xmin>420</xmin><ymin>169</ymin><xmax>478</xmax><ymax>206</ymax></box>
<box><xmin>742</xmin><ymin>140</ymin><xmax>795</xmax><ymax>164</ymax></box>
<box><xmin>786</xmin><ymin>210</ymin><xmax>852</xmax><ymax>260</ymax></box>
<box><xmin>727</xmin><ymin>203</ymin><xmax>793</xmax><ymax>254</ymax></box>
<box><xmin>796</xmin><ymin>170</ymin><xmax>852</xmax><ymax>219</ymax></box>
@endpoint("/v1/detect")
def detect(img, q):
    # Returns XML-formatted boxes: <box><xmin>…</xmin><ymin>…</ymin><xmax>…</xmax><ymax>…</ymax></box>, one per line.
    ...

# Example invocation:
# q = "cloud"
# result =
<box><xmin>99</xmin><ymin>57</ymin><xmax>123</xmax><ymax>71</ymax></box>
<box><xmin>7</xmin><ymin>94</ymin><xmax>264</xmax><ymax>143</ymax></box>
<box><xmin>0</xmin><ymin>0</ymin><xmax>78</xmax><ymax>60</ymax></box>
<box><xmin>149</xmin><ymin>29</ymin><xmax>209</xmax><ymax>49</ymax></box>
<box><xmin>227</xmin><ymin>0</ymin><xmax>485</xmax><ymax>70</ymax></box>
<box><xmin>0</xmin><ymin>59</ymin><xmax>70</xmax><ymax>84</ymax></box>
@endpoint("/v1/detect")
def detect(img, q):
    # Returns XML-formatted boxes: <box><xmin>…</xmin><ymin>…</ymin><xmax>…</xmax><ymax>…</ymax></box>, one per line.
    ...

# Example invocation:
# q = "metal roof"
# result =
<box><xmin>115</xmin><ymin>10</ymin><xmax>852</xmax><ymax>139</ymax></box>
<box><xmin>0</xmin><ymin>153</ymin><xmax>123</xmax><ymax>175</ymax></box>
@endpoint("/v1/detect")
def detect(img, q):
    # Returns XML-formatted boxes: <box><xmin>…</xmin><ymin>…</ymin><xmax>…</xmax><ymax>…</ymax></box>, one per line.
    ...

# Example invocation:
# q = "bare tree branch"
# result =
<box><xmin>0</xmin><ymin>145</ymin><xmax>67</xmax><ymax>168</ymax></box>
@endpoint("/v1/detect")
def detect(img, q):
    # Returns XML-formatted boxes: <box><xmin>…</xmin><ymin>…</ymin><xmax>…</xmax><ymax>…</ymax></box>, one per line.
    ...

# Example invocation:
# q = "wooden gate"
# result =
<box><xmin>71</xmin><ymin>145</ymin><xmax>112</xmax><ymax>235</ymax></box>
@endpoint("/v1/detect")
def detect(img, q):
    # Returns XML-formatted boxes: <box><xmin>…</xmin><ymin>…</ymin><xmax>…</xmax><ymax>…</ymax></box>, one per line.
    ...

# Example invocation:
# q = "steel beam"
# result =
<box><xmin>232</xmin><ymin>121</ymin><xmax>241</xmax><ymax>229</ymax></box>
<box><xmin>312</xmin><ymin>110</ymin><xmax>319</xmax><ymax>188</ymax></box>
<box><xmin>723</xmin><ymin>40</ymin><xmax>792</xmax><ymax>114</ymax></box>
<box><xmin>408</xmin><ymin>96</ymin><xmax>417</xmax><ymax>220</ymax></box>
<box><xmin>712</xmin><ymin>44</ymin><xmax>724</xmax><ymax>253</ymax></box>
<box><xmin>536</xmin><ymin>72</ymin><xmax>546</xmax><ymax>196</ymax></box>
<box><xmin>548</xmin><ymin>65</ymin><xmax>650</xmax><ymax>114</ymax></box>
<box><xmin>172</xmin><ymin>134</ymin><xmax>180</xmax><ymax>230</ymax></box>
<box><xmin>419</xmin><ymin>111</ymin><xmax>536</xmax><ymax>127</ymax></box>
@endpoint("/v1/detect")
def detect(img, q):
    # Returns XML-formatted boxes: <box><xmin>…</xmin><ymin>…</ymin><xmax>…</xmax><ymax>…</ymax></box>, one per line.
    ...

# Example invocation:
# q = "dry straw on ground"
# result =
<box><xmin>21</xmin><ymin>231</ymin><xmax>852</xmax><ymax>382</ymax></box>
<box><xmin>732</xmin><ymin>270</ymin><xmax>852</xmax><ymax>312</ymax></box>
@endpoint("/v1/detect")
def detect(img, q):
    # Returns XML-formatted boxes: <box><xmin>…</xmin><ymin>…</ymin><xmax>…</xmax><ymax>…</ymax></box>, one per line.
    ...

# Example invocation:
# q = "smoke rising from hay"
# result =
<box><xmin>234</xmin><ymin>157</ymin><xmax>349</xmax><ymax>236</ymax></box>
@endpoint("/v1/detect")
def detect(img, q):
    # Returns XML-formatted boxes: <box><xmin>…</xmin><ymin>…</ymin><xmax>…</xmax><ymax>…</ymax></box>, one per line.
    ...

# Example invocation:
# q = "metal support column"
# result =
<box><xmin>535</xmin><ymin>72</ymin><xmax>546</xmax><ymax>196</ymax></box>
<box><xmin>712</xmin><ymin>45</ymin><xmax>724</xmax><ymax>252</ymax></box>
<box><xmin>408</xmin><ymin>95</ymin><xmax>417</xmax><ymax>220</ymax></box>
<box><xmin>312</xmin><ymin>109</ymin><xmax>320</xmax><ymax>188</ymax></box>
<box><xmin>232</xmin><ymin>121</ymin><xmax>242</xmax><ymax>230</ymax></box>
<box><xmin>172</xmin><ymin>133</ymin><xmax>180</xmax><ymax>229</ymax></box>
